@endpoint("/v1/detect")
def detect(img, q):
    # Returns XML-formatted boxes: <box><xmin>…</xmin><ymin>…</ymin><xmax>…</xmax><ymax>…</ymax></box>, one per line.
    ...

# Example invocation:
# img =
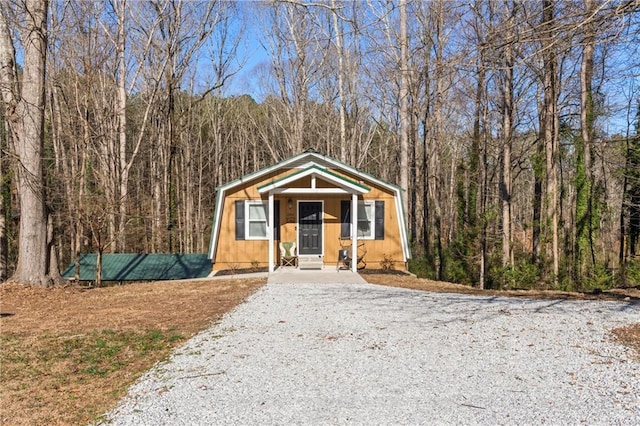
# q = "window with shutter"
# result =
<box><xmin>246</xmin><ymin>201</ymin><xmax>269</xmax><ymax>239</ymax></box>
<box><xmin>341</xmin><ymin>200</ymin><xmax>384</xmax><ymax>240</ymax></box>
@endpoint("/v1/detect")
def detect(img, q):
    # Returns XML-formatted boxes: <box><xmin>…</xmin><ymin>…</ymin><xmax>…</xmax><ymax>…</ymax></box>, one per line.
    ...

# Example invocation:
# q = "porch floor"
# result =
<box><xmin>268</xmin><ymin>266</ymin><xmax>367</xmax><ymax>284</ymax></box>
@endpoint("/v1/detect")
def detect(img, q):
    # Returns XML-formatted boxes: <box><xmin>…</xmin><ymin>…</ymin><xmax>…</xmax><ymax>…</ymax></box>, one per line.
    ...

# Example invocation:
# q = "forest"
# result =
<box><xmin>0</xmin><ymin>0</ymin><xmax>639</xmax><ymax>290</ymax></box>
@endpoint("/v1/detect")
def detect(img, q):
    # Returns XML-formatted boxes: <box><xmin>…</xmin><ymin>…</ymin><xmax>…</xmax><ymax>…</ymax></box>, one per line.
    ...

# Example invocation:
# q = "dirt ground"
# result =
<box><xmin>0</xmin><ymin>278</ymin><xmax>265</xmax><ymax>425</ymax></box>
<box><xmin>365</xmin><ymin>274</ymin><xmax>640</xmax><ymax>302</ymax></box>
<box><xmin>1</xmin><ymin>275</ymin><xmax>638</xmax><ymax>425</ymax></box>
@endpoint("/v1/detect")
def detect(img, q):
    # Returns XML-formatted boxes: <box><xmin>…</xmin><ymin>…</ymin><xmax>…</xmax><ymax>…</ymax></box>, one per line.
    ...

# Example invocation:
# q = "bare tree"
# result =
<box><xmin>575</xmin><ymin>0</ymin><xmax>597</xmax><ymax>279</ymax></box>
<box><xmin>329</xmin><ymin>0</ymin><xmax>349</xmax><ymax>162</ymax></box>
<box><xmin>500</xmin><ymin>2</ymin><xmax>516</xmax><ymax>270</ymax></box>
<box><xmin>468</xmin><ymin>0</ymin><xmax>490</xmax><ymax>289</ymax></box>
<box><xmin>0</xmin><ymin>105</ymin><xmax>7</xmax><ymax>281</ymax></box>
<box><xmin>0</xmin><ymin>0</ymin><xmax>56</xmax><ymax>286</ymax></box>
<box><xmin>398</xmin><ymin>0</ymin><xmax>410</xmax><ymax>227</ymax></box>
<box><xmin>92</xmin><ymin>0</ymin><xmax>169</xmax><ymax>252</ymax></box>
<box><xmin>262</xmin><ymin>1</ymin><xmax>323</xmax><ymax>157</ymax></box>
<box><xmin>143</xmin><ymin>0</ymin><xmax>223</xmax><ymax>251</ymax></box>
<box><xmin>540</xmin><ymin>0</ymin><xmax>560</xmax><ymax>283</ymax></box>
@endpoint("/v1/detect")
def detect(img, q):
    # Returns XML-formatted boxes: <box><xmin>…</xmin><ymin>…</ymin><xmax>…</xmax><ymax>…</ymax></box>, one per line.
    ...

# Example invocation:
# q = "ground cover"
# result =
<box><xmin>0</xmin><ymin>278</ymin><xmax>265</xmax><ymax>425</ymax></box>
<box><xmin>0</xmin><ymin>274</ymin><xmax>637</xmax><ymax>425</ymax></box>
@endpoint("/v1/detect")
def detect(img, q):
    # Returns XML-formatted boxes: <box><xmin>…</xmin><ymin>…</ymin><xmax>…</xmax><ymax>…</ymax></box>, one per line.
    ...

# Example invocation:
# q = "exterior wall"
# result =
<box><xmin>213</xmin><ymin>170</ymin><xmax>278</xmax><ymax>270</ymax></box>
<box><xmin>212</xmin><ymin>167</ymin><xmax>407</xmax><ymax>271</ymax></box>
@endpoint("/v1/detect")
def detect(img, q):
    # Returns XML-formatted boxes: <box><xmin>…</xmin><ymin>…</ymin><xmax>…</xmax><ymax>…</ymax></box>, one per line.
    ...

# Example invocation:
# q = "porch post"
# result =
<box><xmin>268</xmin><ymin>192</ymin><xmax>274</xmax><ymax>272</ymax></box>
<box><xmin>351</xmin><ymin>193</ymin><xmax>358</xmax><ymax>272</ymax></box>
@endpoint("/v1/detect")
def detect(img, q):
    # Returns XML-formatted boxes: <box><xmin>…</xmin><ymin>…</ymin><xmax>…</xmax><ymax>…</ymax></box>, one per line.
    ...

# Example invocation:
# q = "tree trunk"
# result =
<box><xmin>399</xmin><ymin>0</ymin><xmax>410</xmax><ymax>226</ymax></box>
<box><xmin>533</xmin><ymin>140</ymin><xmax>543</xmax><ymax>265</ymax></box>
<box><xmin>576</xmin><ymin>0</ymin><xmax>597</xmax><ymax>279</ymax></box>
<box><xmin>96</xmin><ymin>250</ymin><xmax>102</xmax><ymax>287</ymax></box>
<box><xmin>47</xmin><ymin>214</ymin><xmax>62</xmax><ymax>283</ymax></box>
<box><xmin>501</xmin><ymin>6</ymin><xmax>514</xmax><ymax>270</ymax></box>
<box><xmin>432</xmin><ymin>3</ymin><xmax>445</xmax><ymax>280</ymax></box>
<box><xmin>472</xmin><ymin>21</ymin><xmax>486</xmax><ymax>288</ymax></box>
<box><xmin>116</xmin><ymin>0</ymin><xmax>128</xmax><ymax>252</ymax></box>
<box><xmin>0</xmin><ymin>0</ymin><xmax>51</xmax><ymax>286</ymax></box>
<box><xmin>541</xmin><ymin>0</ymin><xmax>559</xmax><ymax>284</ymax></box>
<box><xmin>331</xmin><ymin>0</ymin><xmax>348</xmax><ymax>163</ymax></box>
<box><xmin>0</xmin><ymin>108</ymin><xmax>7</xmax><ymax>282</ymax></box>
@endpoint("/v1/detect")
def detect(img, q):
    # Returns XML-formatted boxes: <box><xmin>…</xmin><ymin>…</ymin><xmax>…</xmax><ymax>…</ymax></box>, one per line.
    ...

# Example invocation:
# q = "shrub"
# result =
<box><xmin>380</xmin><ymin>254</ymin><xmax>395</xmax><ymax>271</ymax></box>
<box><xmin>250</xmin><ymin>260</ymin><xmax>260</xmax><ymax>271</ymax></box>
<box><xmin>442</xmin><ymin>251</ymin><xmax>471</xmax><ymax>284</ymax></box>
<box><xmin>493</xmin><ymin>261</ymin><xmax>540</xmax><ymax>290</ymax></box>
<box><xmin>578</xmin><ymin>264</ymin><xmax>614</xmax><ymax>292</ymax></box>
<box><xmin>408</xmin><ymin>257</ymin><xmax>435</xmax><ymax>279</ymax></box>
<box><xmin>621</xmin><ymin>258</ymin><xmax>640</xmax><ymax>287</ymax></box>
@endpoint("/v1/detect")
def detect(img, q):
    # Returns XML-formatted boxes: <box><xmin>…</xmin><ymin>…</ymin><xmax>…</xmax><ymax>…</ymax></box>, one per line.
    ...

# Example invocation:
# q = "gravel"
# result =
<box><xmin>104</xmin><ymin>281</ymin><xmax>640</xmax><ymax>425</ymax></box>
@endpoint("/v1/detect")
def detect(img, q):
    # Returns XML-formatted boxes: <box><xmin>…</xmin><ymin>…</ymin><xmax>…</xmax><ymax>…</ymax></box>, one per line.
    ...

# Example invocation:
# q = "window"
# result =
<box><xmin>341</xmin><ymin>199</ymin><xmax>384</xmax><ymax>240</ymax></box>
<box><xmin>246</xmin><ymin>201</ymin><xmax>268</xmax><ymax>239</ymax></box>
<box><xmin>357</xmin><ymin>201</ymin><xmax>375</xmax><ymax>239</ymax></box>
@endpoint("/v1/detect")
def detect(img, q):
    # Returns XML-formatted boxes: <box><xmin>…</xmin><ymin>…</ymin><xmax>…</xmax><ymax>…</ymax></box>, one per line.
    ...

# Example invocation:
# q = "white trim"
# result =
<box><xmin>351</xmin><ymin>194</ymin><xmax>358</xmax><ymax>272</ymax></box>
<box><xmin>394</xmin><ymin>194</ymin><xmax>409</xmax><ymax>261</ymax></box>
<box><xmin>258</xmin><ymin>167</ymin><xmax>369</xmax><ymax>194</ymax></box>
<box><xmin>295</xmin><ymin>161</ymin><xmax>321</xmax><ymax>169</ymax></box>
<box><xmin>342</xmin><ymin>201</ymin><xmax>377</xmax><ymax>241</ymax></box>
<box><xmin>268</xmin><ymin>193</ymin><xmax>274</xmax><ymax>272</ymax></box>
<box><xmin>208</xmin><ymin>189</ymin><xmax>223</xmax><ymax>259</ymax></box>
<box><xmin>245</xmin><ymin>200</ymin><xmax>269</xmax><ymax>240</ymax></box>
<box><xmin>356</xmin><ymin>201</ymin><xmax>376</xmax><ymax>240</ymax></box>
<box><xmin>272</xmin><ymin>188</ymin><xmax>350</xmax><ymax>194</ymax></box>
<box><xmin>297</xmin><ymin>200</ymin><xmax>324</xmax><ymax>257</ymax></box>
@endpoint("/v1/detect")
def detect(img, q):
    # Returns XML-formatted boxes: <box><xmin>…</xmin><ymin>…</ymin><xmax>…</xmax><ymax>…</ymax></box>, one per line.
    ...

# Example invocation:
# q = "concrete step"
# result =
<box><xmin>298</xmin><ymin>255</ymin><xmax>323</xmax><ymax>270</ymax></box>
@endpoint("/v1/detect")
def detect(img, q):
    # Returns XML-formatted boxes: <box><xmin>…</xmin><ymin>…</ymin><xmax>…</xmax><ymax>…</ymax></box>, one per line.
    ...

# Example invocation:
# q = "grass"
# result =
<box><xmin>0</xmin><ymin>278</ymin><xmax>265</xmax><ymax>425</ymax></box>
<box><xmin>1</xmin><ymin>329</ymin><xmax>183</xmax><ymax>422</ymax></box>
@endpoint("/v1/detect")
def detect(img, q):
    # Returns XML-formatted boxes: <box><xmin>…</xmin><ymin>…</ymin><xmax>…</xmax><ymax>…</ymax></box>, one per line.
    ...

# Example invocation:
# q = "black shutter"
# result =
<box><xmin>273</xmin><ymin>200</ymin><xmax>280</xmax><ymax>240</ymax></box>
<box><xmin>235</xmin><ymin>200</ymin><xmax>245</xmax><ymax>240</ymax></box>
<box><xmin>340</xmin><ymin>200</ymin><xmax>351</xmax><ymax>238</ymax></box>
<box><xmin>375</xmin><ymin>201</ymin><xmax>384</xmax><ymax>240</ymax></box>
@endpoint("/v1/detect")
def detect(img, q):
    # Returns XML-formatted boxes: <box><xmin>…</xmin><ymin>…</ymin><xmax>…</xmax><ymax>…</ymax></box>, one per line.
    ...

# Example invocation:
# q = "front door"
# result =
<box><xmin>298</xmin><ymin>202</ymin><xmax>323</xmax><ymax>255</ymax></box>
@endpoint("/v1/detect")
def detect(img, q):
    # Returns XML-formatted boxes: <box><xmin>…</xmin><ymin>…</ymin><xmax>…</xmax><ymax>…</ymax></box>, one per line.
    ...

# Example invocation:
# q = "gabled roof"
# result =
<box><xmin>208</xmin><ymin>149</ymin><xmax>411</xmax><ymax>261</ymax></box>
<box><xmin>62</xmin><ymin>253</ymin><xmax>211</xmax><ymax>281</ymax></box>
<box><xmin>257</xmin><ymin>164</ymin><xmax>370</xmax><ymax>194</ymax></box>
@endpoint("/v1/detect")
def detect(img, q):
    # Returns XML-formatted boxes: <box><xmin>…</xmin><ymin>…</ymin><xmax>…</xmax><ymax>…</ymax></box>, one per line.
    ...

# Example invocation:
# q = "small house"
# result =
<box><xmin>208</xmin><ymin>150</ymin><xmax>411</xmax><ymax>273</ymax></box>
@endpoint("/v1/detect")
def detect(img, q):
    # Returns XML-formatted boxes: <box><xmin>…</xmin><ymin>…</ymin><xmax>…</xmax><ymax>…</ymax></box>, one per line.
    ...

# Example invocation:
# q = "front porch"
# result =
<box><xmin>258</xmin><ymin>165</ymin><xmax>371</xmax><ymax>274</ymax></box>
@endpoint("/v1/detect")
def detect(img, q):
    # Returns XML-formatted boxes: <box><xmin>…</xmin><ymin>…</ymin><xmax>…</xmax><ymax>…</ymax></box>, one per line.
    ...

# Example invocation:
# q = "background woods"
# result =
<box><xmin>0</xmin><ymin>0</ymin><xmax>639</xmax><ymax>289</ymax></box>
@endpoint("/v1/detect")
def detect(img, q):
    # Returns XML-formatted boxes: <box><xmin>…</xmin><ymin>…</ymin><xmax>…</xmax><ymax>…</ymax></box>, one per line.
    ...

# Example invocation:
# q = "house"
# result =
<box><xmin>208</xmin><ymin>149</ymin><xmax>411</xmax><ymax>273</ymax></box>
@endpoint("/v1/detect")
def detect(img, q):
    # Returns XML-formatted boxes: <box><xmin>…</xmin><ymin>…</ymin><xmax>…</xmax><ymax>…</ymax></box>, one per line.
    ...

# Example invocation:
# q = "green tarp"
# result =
<box><xmin>61</xmin><ymin>253</ymin><xmax>211</xmax><ymax>282</ymax></box>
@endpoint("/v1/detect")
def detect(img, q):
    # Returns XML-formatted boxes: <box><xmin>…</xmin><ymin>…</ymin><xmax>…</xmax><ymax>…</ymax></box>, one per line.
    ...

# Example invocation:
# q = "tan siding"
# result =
<box><xmin>316</xmin><ymin>179</ymin><xmax>334</xmax><ymax>188</ymax></box>
<box><xmin>213</xmin><ymin>167</ymin><xmax>407</xmax><ymax>271</ymax></box>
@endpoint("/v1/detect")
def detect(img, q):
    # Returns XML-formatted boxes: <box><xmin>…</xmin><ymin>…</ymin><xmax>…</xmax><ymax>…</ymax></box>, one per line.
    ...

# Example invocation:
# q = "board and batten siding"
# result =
<box><xmin>212</xmin><ymin>167</ymin><xmax>406</xmax><ymax>270</ymax></box>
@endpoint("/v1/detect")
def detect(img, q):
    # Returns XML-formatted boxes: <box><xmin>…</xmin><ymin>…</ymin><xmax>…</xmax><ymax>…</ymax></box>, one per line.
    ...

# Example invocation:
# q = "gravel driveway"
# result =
<box><xmin>105</xmin><ymin>281</ymin><xmax>639</xmax><ymax>425</ymax></box>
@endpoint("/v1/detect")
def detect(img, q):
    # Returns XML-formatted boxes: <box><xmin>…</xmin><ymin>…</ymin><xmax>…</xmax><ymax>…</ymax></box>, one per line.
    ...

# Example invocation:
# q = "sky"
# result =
<box><xmin>194</xmin><ymin>1</ymin><xmax>640</xmax><ymax>137</ymax></box>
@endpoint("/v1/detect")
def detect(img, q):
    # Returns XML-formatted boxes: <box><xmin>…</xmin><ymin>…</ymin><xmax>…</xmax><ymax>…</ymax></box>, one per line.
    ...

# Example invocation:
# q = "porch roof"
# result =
<box><xmin>256</xmin><ymin>164</ymin><xmax>370</xmax><ymax>194</ymax></box>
